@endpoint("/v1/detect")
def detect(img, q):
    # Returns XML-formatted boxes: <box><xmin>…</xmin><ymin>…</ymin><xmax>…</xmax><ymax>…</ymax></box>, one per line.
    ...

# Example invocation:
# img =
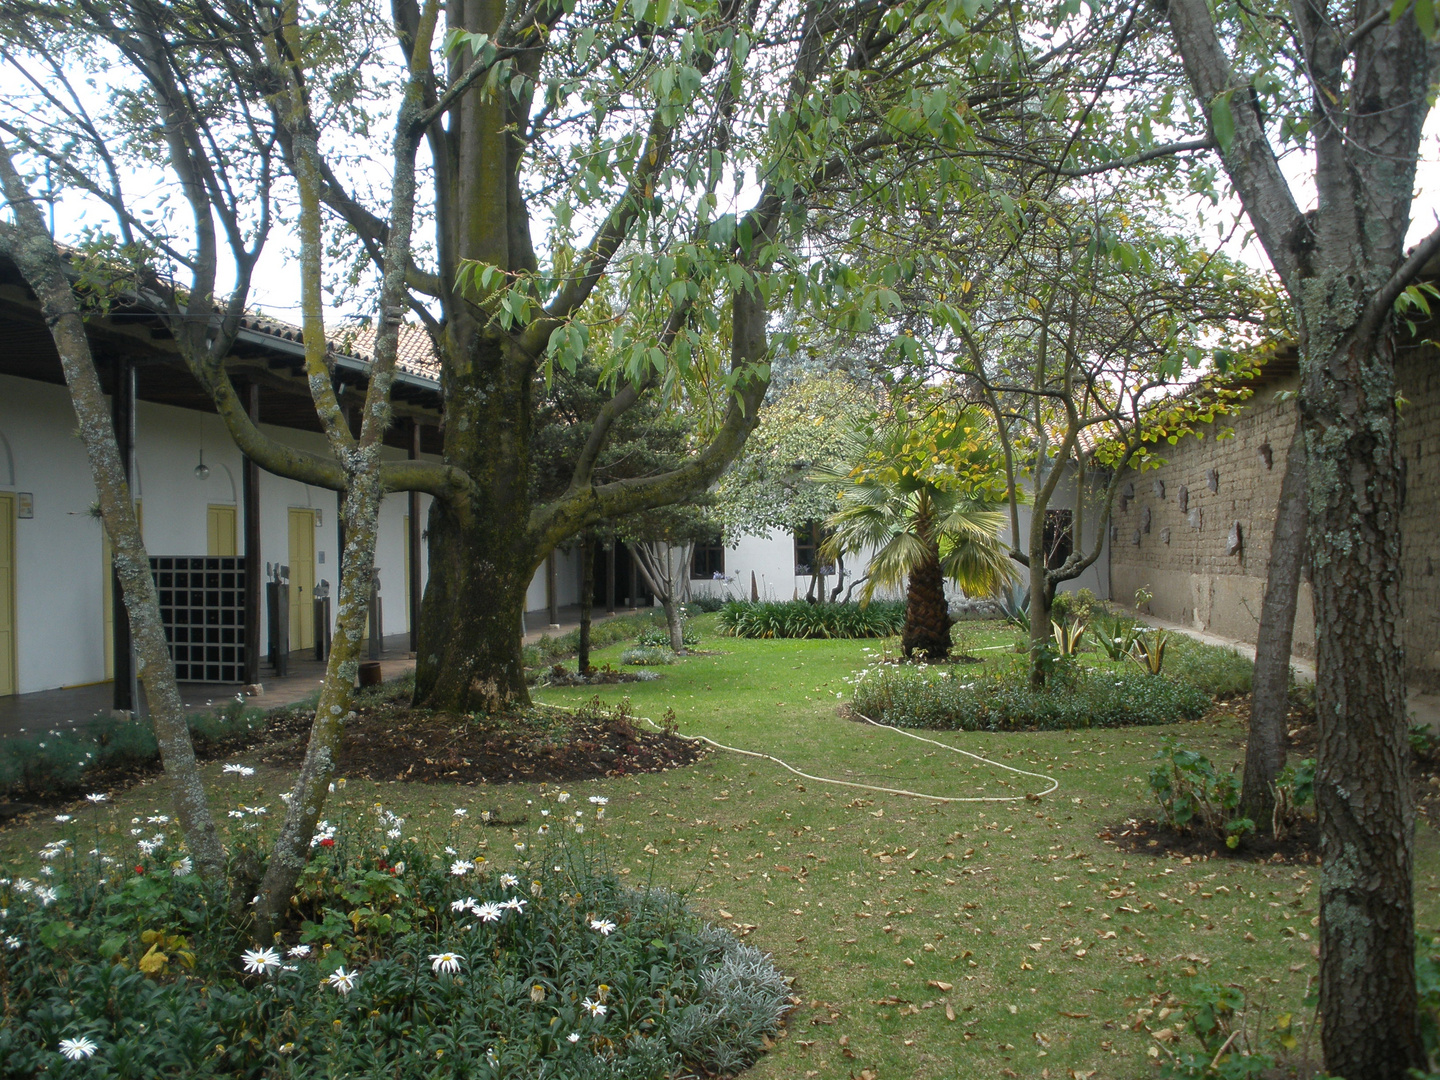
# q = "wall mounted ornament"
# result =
<box><xmin>1177</xmin><ymin>485</ymin><xmax>1189</xmax><ymax>512</ymax></box>
<box><xmin>1141</xmin><ymin>506</ymin><xmax>1151</xmax><ymax>533</ymax></box>
<box><xmin>1207</xmin><ymin>468</ymin><xmax>1219</xmax><ymax>493</ymax></box>
<box><xmin>1160</xmin><ymin>527</ymin><xmax>1171</xmax><ymax>545</ymax></box>
<box><xmin>1258</xmin><ymin>442</ymin><xmax>1273</xmax><ymax>469</ymax></box>
<box><xmin>1228</xmin><ymin>521</ymin><xmax>1243</xmax><ymax>556</ymax></box>
<box><xmin>1153</xmin><ymin>479</ymin><xmax>1165</xmax><ymax>499</ymax></box>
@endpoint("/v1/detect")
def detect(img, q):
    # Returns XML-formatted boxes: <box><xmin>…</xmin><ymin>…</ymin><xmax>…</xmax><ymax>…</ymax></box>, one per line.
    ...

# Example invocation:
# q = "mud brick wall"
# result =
<box><xmin>1108</xmin><ymin>344</ymin><xmax>1440</xmax><ymax>690</ymax></box>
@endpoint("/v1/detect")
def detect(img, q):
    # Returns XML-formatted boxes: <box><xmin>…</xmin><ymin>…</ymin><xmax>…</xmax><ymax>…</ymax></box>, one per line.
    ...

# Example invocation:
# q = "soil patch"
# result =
<box><xmin>1103</xmin><ymin>817</ymin><xmax>1319</xmax><ymax>865</ymax></box>
<box><xmin>265</xmin><ymin>703</ymin><xmax>707</xmax><ymax>785</ymax></box>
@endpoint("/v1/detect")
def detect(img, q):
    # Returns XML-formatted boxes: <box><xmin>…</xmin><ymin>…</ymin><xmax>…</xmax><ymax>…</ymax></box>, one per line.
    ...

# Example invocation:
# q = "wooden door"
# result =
<box><xmin>288</xmin><ymin>508</ymin><xmax>316</xmax><ymax>651</ymax></box>
<box><xmin>0</xmin><ymin>492</ymin><xmax>14</xmax><ymax>696</ymax></box>
<box><xmin>207</xmin><ymin>504</ymin><xmax>237</xmax><ymax>556</ymax></box>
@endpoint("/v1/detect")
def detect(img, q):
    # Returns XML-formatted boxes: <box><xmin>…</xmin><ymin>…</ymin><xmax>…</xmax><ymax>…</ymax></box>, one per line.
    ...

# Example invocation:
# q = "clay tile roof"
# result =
<box><xmin>234</xmin><ymin>313</ymin><xmax>441</xmax><ymax>383</ymax></box>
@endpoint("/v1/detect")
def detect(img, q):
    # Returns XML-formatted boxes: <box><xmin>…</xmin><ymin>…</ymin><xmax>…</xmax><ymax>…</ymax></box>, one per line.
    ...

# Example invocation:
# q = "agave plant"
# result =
<box><xmin>1051</xmin><ymin>615</ymin><xmax>1088</xmax><ymax>657</ymax></box>
<box><xmin>813</xmin><ymin>417</ymin><xmax>1014</xmax><ymax>660</ymax></box>
<box><xmin>1129</xmin><ymin>628</ymin><xmax>1170</xmax><ymax>675</ymax></box>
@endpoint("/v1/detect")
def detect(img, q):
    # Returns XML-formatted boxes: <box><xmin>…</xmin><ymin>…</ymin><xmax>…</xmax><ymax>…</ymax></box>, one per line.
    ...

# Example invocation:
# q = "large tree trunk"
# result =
<box><xmin>1305</xmin><ymin>320</ymin><xmax>1424</xmax><ymax>1077</ymax></box>
<box><xmin>0</xmin><ymin>146</ymin><xmax>226</xmax><ymax>879</ymax></box>
<box><xmin>902</xmin><ymin>538</ymin><xmax>951</xmax><ymax>660</ymax></box>
<box><xmin>415</xmin><ymin>504</ymin><xmax>535</xmax><ymax>710</ymax></box>
<box><xmin>1242</xmin><ymin>427</ymin><xmax>1306</xmax><ymax>825</ymax></box>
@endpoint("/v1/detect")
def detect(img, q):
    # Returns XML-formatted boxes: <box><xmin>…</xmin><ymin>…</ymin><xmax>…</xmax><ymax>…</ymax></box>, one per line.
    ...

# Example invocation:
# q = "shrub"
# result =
<box><xmin>635</xmin><ymin>622</ymin><xmax>699</xmax><ymax>649</ymax></box>
<box><xmin>1149</xmin><ymin>739</ymin><xmax>1254</xmax><ymax>848</ymax></box>
<box><xmin>1049</xmin><ymin>588</ymin><xmax>1100</xmax><ymax>622</ymax></box>
<box><xmin>0</xmin><ymin>790</ymin><xmax>788</xmax><ymax>1079</ymax></box>
<box><xmin>686</xmin><ymin>595</ymin><xmax>730</xmax><ymax>613</ymax></box>
<box><xmin>1163</xmin><ymin>637</ymin><xmax>1254</xmax><ymax>697</ymax></box>
<box><xmin>0</xmin><ymin>697</ymin><xmax>268</xmax><ymax>802</ymax></box>
<box><xmin>715</xmin><ymin>600</ymin><xmax>905</xmax><ymax>639</ymax></box>
<box><xmin>523</xmin><ymin>612</ymin><xmax>667</xmax><ymax>666</ymax></box>
<box><xmin>620</xmin><ymin>646</ymin><xmax>677</xmax><ymax>666</ymax></box>
<box><xmin>849</xmin><ymin>661</ymin><xmax>1211</xmax><ymax>732</ymax></box>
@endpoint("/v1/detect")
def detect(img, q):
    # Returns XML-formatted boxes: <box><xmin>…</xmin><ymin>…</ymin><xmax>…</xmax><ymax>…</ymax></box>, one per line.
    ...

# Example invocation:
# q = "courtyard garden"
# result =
<box><xmin>5</xmin><ymin>614</ymin><xmax>1435</xmax><ymax>1078</ymax></box>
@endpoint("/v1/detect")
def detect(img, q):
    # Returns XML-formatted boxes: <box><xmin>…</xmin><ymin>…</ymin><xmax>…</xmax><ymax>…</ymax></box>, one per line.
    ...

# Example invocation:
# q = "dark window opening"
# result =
<box><xmin>1043</xmin><ymin>508</ymin><xmax>1074</xmax><ymax>570</ymax></box>
<box><xmin>691</xmin><ymin>537</ymin><xmax>725</xmax><ymax>580</ymax></box>
<box><xmin>793</xmin><ymin>521</ymin><xmax>834</xmax><ymax>576</ymax></box>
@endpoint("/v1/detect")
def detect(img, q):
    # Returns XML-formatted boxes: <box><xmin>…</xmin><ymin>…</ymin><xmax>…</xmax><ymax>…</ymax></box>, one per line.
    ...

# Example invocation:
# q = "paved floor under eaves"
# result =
<box><xmin>0</xmin><ymin>606</ymin><xmax>647</xmax><ymax>739</ymax></box>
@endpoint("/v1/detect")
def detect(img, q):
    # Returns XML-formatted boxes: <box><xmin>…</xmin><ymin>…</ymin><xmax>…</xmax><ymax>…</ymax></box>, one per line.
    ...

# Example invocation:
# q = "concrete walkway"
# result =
<box><xmin>520</xmin><ymin>604</ymin><xmax>651</xmax><ymax>645</ymax></box>
<box><xmin>0</xmin><ymin>634</ymin><xmax>416</xmax><ymax>739</ymax></box>
<box><xmin>1124</xmin><ymin>607</ymin><xmax>1440</xmax><ymax>730</ymax></box>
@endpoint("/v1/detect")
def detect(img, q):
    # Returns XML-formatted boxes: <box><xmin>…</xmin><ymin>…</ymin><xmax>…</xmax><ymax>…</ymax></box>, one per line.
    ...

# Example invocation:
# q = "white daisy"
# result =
<box><xmin>556</xmin><ymin>791</ymin><xmax>571</xmax><ymax>803</ymax></box>
<box><xmin>502</xmin><ymin>897</ymin><xmax>527</xmax><ymax>913</ymax></box>
<box><xmin>54</xmin><ymin>814</ymin><xmax>72</xmax><ymax>823</ymax></box>
<box><xmin>588</xmin><ymin>796</ymin><xmax>608</xmax><ymax>805</ymax></box>
<box><xmin>474</xmin><ymin>902</ymin><xmax>503</xmax><ymax>923</ymax></box>
<box><xmin>453</xmin><ymin>808</ymin><xmax>468</xmax><ymax>817</ymax></box>
<box><xmin>222</xmin><ymin>764</ymin><xmax>255</xmax><ymax>777</ymax></box>
<box><xmin>581</xmin><ymin>997</ymin><xmax>607</xmax><ymax>1018</ymax></box>
<box><xmin>172</xmin><ymin>857</ymin><xmax>193</xmax><ymax>877</ymax></box>
<box><xmin>85</xmin><ymin>793</ymin><xmax>107</xmax><ymax>804</ymax></box>
<box><xmin>287</xmin><ymin>944</ymin><xmax>311</xmax><ymax>958</ymax></box>
<box><xmin>449</xmin><ymin>860</ymin><xmax>474</xmax><ymax>876</ymax></box>
<box><xmin>59</xmin><ymin>1036</ymin><xmax>99</xmax><ymax>1060</ymax></box>
<box><xmin>499</xmin><ymin>873</ymin><xmax>519</xmax><ymax>888</ymax></box>
<box><xmin>451</xmin><ymin>898</ymin><xmax>477</xmax><ymax>913</ymax></box>
<box><xmin>429</xmin><ymin>951</ymin><xmax>464</xmax><ymax>975</ymax></box>
<box><xmin>326</xmin><ymin>967</ymin><xmax>358</xmax><ymax>995</ymax></box>
<box><xmin>590</xmin><ymin>918</ymin><xmax>617</xmax><ymax>936</ymax></box>
<box><xmin>567</xmin><ymin>1032</ymin><xmax>581</xmax><ymax>1044</ymax></box>
<box><xmin>241</xmin><ymin>947</ymin><xmax>282</xmax><ymax>975</ymax></box>
<box><xmin>34</xmin><ymin>886</ymin><xmax>57</xmax><ymax>907</ymax></box>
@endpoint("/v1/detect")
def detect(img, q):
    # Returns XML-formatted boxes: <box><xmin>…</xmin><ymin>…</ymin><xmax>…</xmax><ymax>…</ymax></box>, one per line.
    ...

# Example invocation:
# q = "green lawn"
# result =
<box><xmin>4</xmin><ymin>621</ymin><xmax>1438</xmax><ymax>1079</ymax></box>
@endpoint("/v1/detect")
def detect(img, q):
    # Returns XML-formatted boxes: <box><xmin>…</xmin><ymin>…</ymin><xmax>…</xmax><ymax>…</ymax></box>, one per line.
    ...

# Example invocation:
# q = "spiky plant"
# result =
<box><xmin>813</xmin><ymin>416</ymin><xmax>1015</xmax><ymax>660</ymax></box>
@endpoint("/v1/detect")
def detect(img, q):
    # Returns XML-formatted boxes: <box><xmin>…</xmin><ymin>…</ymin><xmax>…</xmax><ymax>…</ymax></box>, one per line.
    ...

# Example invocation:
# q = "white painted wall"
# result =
<box><xmin>0</xmin><ymin>373</ymin><xmax>440</xmax><ymax>693</ymax></box>
<box><xmin>997</xmin><ymin>467</ymin><xmax>1112</xmax><ymax>601</ymax></box>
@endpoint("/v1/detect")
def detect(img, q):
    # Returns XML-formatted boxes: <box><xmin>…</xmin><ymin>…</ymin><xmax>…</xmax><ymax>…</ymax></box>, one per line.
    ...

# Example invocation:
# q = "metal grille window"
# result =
<box><xmin>151</xmin><ymin>556</ymin><xmax>247</xmax><ymax>682</ymax></box>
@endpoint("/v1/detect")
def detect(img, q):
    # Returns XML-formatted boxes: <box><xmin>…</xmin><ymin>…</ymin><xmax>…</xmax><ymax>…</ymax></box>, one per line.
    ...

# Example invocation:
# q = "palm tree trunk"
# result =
<box><xmin>902</xmin><ymin>537</ymin><xmax>952</xmax><ymax>659</ymax></box>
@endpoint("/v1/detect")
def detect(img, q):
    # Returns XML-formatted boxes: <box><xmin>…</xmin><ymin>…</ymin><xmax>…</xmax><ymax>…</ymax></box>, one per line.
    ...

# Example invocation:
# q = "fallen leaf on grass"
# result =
<box><xmin>946</xmin><ymin>1003</ymin><xmax>956</xmax><ymax>1020</ymax></box>
<box><xmin>927</xmin><ymin>980</ymin><xmax>953</xmax><ymax>991</ymax></box>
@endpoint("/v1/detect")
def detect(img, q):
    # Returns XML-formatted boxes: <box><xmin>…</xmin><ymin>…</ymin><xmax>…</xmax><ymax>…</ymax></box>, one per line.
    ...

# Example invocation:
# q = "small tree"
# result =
<box><xmin>815</xmin><ymin>411</ymin><xmax>1014</xmax><ymax>659</ymax></box>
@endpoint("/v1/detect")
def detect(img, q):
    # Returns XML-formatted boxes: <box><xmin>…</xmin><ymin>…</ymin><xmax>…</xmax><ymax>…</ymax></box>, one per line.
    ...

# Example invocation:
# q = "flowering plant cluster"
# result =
<box><xmin>0</xmin><ymin>786</ymin><xmax>789</xmax><ymax>1079</ymax></box>
<box><xmin>848</xmin><ymin>651</ymin><xmax>1211</xmax><ymax>731</ymax></box>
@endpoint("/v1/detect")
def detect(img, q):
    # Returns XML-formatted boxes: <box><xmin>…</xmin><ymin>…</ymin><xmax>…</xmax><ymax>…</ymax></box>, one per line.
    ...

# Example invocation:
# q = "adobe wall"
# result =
<box><xmin>1109</xmin><ymin>345</ymin><xmax>1440</xmax><ymax>690</ymax></box>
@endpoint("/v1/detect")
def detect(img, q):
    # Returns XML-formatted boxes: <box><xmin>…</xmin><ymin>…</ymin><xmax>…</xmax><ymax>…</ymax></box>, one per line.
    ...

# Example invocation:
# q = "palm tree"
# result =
<box><xmin>814</xmin><ymin>416</ymin><xmax>1015</xmax><ymax>660</ymax></box>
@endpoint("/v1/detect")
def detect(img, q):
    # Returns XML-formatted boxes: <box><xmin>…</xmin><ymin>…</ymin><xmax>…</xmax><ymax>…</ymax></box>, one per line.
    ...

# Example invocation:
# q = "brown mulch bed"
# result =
<box><xmin>264</xmin><ymin>703</ymin><xmax>707</xmax><ymax>785</ymax></box>
<box><xmin>1103</xmin><ymin>817</ymin><xmax>1320</xmax><ymax>865</ymax></box>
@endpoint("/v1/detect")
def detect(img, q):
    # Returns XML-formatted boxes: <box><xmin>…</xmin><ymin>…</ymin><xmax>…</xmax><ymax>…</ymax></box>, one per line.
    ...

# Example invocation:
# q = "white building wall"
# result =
<box><xmin>997</xmin><ymin>470</ymin><xmax>1112</xmax><ymax>601</ymax></box>
<box><xmin>0</xmin><ymin>373</ymin><xmax>439</xmax><ymax>693</ymax></box>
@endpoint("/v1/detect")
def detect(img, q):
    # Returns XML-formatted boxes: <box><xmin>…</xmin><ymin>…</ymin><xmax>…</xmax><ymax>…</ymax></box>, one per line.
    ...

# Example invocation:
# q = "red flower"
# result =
<box><xmin>319</xmin><ymin>837</ymin><xmax>335</xmax><ymax>848</ymax></box>
<box><xmin>134</xmin><ymin>865</ymin><xmax>145</xmax><ymax>874</ymax></box>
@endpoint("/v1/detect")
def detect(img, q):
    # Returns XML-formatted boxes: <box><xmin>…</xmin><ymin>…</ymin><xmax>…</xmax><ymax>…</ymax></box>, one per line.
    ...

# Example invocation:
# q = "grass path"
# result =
<box><xmin>4</xmin><ymin>626</ymin><xmax>1437</xmax><ymax>1079</ymax></box>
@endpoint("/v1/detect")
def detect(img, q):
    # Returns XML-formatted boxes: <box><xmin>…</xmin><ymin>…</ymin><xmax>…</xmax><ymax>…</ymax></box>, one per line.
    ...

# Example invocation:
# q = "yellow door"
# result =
<box><xmin>102</xmin><ymin>500</ymin><xmax>141</xmax><ymax>682</ymax></box>
<box><xmin>207</xmin><ymin>504</ymin><xmax>238</xmax><ymax>556</ymax></box>
<box><xmin>0</xmin><ymin>492</ymin><xmax>15</xmax><ymax>696</ymax></box>
<box><xmin>288</xmin><ymin>508</ymin><xmax>316</xmax><ymax>651</ymax></box>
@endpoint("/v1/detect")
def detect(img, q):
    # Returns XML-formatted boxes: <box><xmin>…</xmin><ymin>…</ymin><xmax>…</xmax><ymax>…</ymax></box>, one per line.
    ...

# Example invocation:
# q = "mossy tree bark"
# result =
<box><xmin>0</xmin><ymin>144</ymin><xmax>226</xmax><ymax>881</ymax></box>
<box><xmin>1165</xmin><ymin>0</ymin><xmax>1440</xmax><ymax>1071</ymax></box>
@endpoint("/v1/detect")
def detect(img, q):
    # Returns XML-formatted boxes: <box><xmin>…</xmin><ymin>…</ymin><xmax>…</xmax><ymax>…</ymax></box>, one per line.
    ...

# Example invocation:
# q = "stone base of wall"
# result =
<box><xmin>1110</xmin><ymin>567</ymin><xmax>1316</xmax><ymax>662</ymax></box>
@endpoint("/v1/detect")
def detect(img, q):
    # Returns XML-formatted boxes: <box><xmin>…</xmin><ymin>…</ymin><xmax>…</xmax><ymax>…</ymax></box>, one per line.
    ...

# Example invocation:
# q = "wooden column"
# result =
<box><xmin>111</xmin><ymin>355</ymin><xmax>138</xmax><ymax>713</ymax></box>
<box><xmin>605</xmin><ymin>541</ymin><xmax>616</xmax><ymax>613</ymax></box>
<box><xmin>242</xmin><ymin>382</ymin><xmax>262</xmax><ymax>685</ymax></box>
<box><xmin>408</xmin><ymin>420</ymin><xmax>423</xmax><ymax>652</ymax></box>
<box><xmin>546</xmin><ymin>550</ymin><xmax>559</xmax><ymax>627</ymax></box>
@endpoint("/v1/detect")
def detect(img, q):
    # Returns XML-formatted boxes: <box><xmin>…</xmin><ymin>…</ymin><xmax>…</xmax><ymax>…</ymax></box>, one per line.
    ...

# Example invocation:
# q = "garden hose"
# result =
<box><xmin>533</xmin><ymin>700</ymin><xmax>1059</xmax><ymax>805</ymax></box>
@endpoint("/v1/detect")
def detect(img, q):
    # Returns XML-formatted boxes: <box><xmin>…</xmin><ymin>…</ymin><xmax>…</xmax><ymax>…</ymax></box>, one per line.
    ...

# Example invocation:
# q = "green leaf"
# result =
<box><xmin>1418</xmin><ymin>0</ymin><xmax>1436</xmax><ymax>36</ymax></box>
<box><xmin>1210</xmin><ymin>91</ymin><xmax>1236</xmax><ymax>151</ymax></box>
